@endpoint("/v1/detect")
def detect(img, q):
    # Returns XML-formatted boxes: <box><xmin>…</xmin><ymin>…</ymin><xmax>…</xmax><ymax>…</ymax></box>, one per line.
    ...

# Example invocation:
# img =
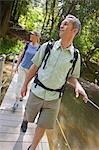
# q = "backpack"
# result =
<box><xmin>34</xmin><ymin>40</ymin><xmax>79</xmax><ymax>98</ymax></box>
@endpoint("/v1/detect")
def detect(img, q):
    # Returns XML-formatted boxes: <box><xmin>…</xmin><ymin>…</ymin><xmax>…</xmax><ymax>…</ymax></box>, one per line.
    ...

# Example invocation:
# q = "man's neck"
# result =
<box><xmin>61</xmin><ymin>39</ymin><xmax>73</xmax><ymax>49</ymax></box>
<box><xmin>60</xmin><ymin>34</ymin><xmax>74</xmax><ymax>49</ymax></box>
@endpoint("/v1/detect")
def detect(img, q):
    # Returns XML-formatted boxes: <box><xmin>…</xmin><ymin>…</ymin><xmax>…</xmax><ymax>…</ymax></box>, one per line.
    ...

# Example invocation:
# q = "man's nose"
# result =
<box><xmin>60</xmin><ymin>24</ymin><xmax>63</xmax><ymax>29</ymax></box>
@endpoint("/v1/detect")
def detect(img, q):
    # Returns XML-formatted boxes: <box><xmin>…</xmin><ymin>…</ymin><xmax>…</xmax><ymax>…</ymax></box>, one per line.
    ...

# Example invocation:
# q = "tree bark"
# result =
<box><xmin>0</xmin><ymin>1</ymin><xmax>14</xmax><ymax>37</ymax></box>
<box><xmin>41</xmin><ymin>0</ymin><xmax>48</xmax><ymax>33</ymax></box>
<box><xmin>49</xmin><ymin>0</ymin><xmax>56</xmax><ymax>35</ymax></box>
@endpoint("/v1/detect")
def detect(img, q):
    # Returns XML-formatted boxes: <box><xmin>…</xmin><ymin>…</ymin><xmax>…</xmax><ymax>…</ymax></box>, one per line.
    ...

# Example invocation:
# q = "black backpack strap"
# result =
<box><xmin>25</xmin><ymin>42</ymin><xmax>29</xmax><ymax>51</ymax></box>
<box><xmin>58</xmin><ymin>48</ymin><xmax>79</xmax><ymax>97</ymax></box>
<box><xmin>21</xmin><ymin>42</ymin><xmax>29</xmax><ymax>61</ymax></box>
<box><xmin>70</xmin><ymin>48</ymin><xmax>78</xmax><ymax>74</ymax></box>
<box><xmin>34</xmin><ymin>47</ymin><xmax>79</xmax><ymax>98</ymax></box>
<box><xmin>42</xmin><ymin>40</ymin><xmax>55</xmax><ymax>69</ymax></box>
<box><xmin>34</xmin><ymin>75</ymin><xmax>62</xmax><ymax>93</ymax></box>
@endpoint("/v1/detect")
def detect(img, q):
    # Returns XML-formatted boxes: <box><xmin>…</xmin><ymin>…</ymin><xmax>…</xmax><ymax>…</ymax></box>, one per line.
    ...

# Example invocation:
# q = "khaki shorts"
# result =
<box><xmin>25</xmin><ymin>91</ymin><xmax>61</xmax><ymax>129</ymax></box>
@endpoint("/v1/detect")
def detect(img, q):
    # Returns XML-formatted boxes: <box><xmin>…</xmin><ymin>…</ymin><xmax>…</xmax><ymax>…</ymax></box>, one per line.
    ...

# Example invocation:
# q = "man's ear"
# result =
<box><xmin>74</xmin><ymin>28</ymin><xmax>78</xmax><ymax>35</ymax></box>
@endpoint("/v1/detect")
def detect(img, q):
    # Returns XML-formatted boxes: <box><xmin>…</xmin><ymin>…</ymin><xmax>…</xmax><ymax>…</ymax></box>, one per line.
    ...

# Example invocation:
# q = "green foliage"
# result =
<box><xmin>40</xmin><ymin>0</ymin><xmax>99</xmax><ymax>62</ymax></box>
<box><xmin>74</xmin><ymin>11</ymin><xmax>99</xmax><ymax>61</ymax></box>
<box><xmin>0</xmin><ymin>4</ymin><xmax>44</xmax><ymax>56</ymax></box>
<box><xmin>1</xmin><ymin>0</ymin><xmax>98</xmax><ymax>63</ymax></box>
<box><xmin>0</xmin><ymin>36</ymin><xmax>24</xmax><ymax>55</ymax></box>
<box><xmin>92</xmin><ymin>48</ymin><xmax>99</xmax><ymax>62</ymax></box>
<box><xmin>11</xmin><ymin>0</ymin><xmax>32</xmax><ymax>23</ymax></box>
<box><xmin>18</xmin><ymin>7</ymin><xmax>43</xmax><ymax>31</ymax></box>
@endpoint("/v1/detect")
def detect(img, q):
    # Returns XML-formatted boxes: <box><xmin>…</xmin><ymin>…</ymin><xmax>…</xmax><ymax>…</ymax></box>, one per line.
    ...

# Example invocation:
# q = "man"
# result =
<box><xmin>21</xmin><ymin>14</ymin><xmax>88</xmax><ymax>150</ymax></box>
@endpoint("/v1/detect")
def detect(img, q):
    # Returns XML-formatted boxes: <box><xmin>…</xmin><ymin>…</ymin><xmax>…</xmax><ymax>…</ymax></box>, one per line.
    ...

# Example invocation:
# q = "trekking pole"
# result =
<box><xmin>88</xmin><ymin>99</ymin><xmax>99</xmax><ymax>110</ymax></box>
<box><xmin>56</xmin><ymin>119</ymin><xmax>71</xmax><ymax>150</ymax></box>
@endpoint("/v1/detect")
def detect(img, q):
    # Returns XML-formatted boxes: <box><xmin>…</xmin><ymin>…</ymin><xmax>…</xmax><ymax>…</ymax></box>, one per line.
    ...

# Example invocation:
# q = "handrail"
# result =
<box><xmin>0</xmin><ymin>55</ymin><xmax>6</xmax><ymax>99</ymax></box>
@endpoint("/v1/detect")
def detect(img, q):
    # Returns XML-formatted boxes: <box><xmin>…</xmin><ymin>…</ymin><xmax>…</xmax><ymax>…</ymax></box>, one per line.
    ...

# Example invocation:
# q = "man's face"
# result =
<box><xmin>59</xmin><ymin>18</ymin><xmax>76</xmax><ymax>38</ymax></box>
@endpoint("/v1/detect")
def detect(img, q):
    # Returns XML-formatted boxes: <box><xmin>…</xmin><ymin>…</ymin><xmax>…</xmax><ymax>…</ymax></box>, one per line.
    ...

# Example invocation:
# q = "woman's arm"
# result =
<box><xmin>15</xmin><ymin>48</ymin><xmax>26</xmax><ymax>72</ymax></box>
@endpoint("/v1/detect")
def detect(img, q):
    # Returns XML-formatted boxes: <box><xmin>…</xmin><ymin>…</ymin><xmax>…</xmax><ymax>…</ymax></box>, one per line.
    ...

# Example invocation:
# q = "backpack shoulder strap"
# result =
<box><xmin>71</xmin><ymin>48</ymin><xmax>79</xmax><ymax>74</ymax></box>
<box><xmin>24</xmin><ymin>41</ymin><xmax>29</xmax><ymax>52</ymax></box>
<box><xmin>61</xmin><ymin>48</ymin><xmax>79</xmax><ymax>95</ymax></box>
<box><xmin>42</xmin><ymin>40</ymin><xmax>55</xmax><ymax>69</ymax></box>
<box><xmin>21</xmin><ymin>42</ymin><xmax>29</xmax><ymax>61</ymax></box>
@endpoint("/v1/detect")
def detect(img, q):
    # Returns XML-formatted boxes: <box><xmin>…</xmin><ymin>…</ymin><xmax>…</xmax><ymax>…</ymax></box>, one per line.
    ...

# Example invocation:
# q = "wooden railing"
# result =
<box><xmin>0</xmin><ymin>55</ymin><xmax>6</xmax><ymax>97</ymax></box>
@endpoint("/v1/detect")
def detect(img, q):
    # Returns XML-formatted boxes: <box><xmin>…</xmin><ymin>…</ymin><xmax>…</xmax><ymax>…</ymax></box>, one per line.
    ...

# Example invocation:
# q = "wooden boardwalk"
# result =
<box><xmin>0</xmin><ymin>74</ymin><xmax>50</xmax><ymax>150</ymax></box>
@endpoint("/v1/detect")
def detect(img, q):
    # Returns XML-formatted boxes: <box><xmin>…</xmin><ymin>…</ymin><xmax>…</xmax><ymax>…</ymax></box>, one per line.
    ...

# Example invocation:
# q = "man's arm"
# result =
<box><xmin>21</xmin><ymin>64</ymin><xmax>38</xmax><ymax>97</ymax></box>
<box><xmin>68</xmin><ymin>77</ymin><xmax>88</xmax><ymax>103</ymax></box>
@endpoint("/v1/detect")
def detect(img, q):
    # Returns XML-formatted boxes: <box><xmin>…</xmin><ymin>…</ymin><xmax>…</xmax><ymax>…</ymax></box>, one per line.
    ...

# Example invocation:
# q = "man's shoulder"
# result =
<box><xmin>41</xmin><ymin>40</ymin><xmax>60</xmax><ymax>46</ymax></box>
<box><xmin>54</xmin><ymin>39</ymin><xmax>61</xmax><ymax>45</ymax></box>
<box><xmin>74</xmin><ymin>48</ymin><xmax>80</xmax><ymax>54</ymax></box>
<box><xmin>41</xmin><ymin>41</ymin><xmax>48</xmax><ymax>46</ymax></box>
<box><xmin>40</xmin><ymin>40</ymin><xmax>60</xmax><ymax>52</ymax></box>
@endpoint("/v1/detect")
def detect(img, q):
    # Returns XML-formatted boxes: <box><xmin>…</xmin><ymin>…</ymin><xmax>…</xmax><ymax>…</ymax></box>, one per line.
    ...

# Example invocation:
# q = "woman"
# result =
<box><xmin>12</xmin><ymin>31</ymin><xmax>41</xmax><ymax>112</ymax></box>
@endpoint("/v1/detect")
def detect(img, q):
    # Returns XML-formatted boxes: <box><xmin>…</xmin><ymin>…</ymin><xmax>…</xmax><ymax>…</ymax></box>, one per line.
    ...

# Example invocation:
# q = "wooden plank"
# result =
<box><xmin>0</xmin><ymin>125</ymin><xmax>35</xmax><ymax>135</ymax></box>
<box><xmin>0</xmin><ymin>132</ymin><xmax>48</xmax><ymax>143</ymax></box>
<box><xmin>41</xmin><ymin>142</ymin><xmax>50</xmax><ymax>150</ymax></box>
<box><xmin>0</xmin><ymin>74</ymin><xmax>50</xmax><ymax>150</ymax></box>
<box><xmin>0</xmin><ymin>114</ymin><xmax>23</xmax><ymax>121</ymax></box>
<box><xmin>0</xmin><ymin>98</ymin><xmax>27</xmax><ymax>110</ymax></box>
<box><xmin>0</xmin><ymin>142</ymin><xmax>32</xmax><ymax>150</ymax></box>
<box><xmin>41</xmin><ymin>135</ymin><xmax>49</xmax><ymax>143</ymax></box>
<box><xmin>0</xmin><ymin>109</ymin><xmax>24</xmax><ymax>116</ymax></box>
<box><xmin>0</xmin><ymin>119</ymin><xmax>22</xmax><ymax>127</ymax></box>
<box><xmin>0</xmin><ymin>133</ymin><xmax>33</xmax><ymax>142</ymax></box>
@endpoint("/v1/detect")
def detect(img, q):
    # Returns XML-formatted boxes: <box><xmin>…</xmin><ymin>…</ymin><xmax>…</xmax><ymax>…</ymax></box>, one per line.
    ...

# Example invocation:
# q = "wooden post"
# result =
<box><xmin>0</xmin><ymin>56</ymin><xmax>5</xmax><ymax>98</ymax></box>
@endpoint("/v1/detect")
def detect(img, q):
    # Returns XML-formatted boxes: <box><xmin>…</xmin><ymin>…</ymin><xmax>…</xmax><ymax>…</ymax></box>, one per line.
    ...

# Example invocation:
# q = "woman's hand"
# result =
<box><xmin>21</xmin><ymin>84</ymin><xmax>28</xmax><ymax>97</ymax></box>
<box><xmin>14</xmin><ymin>66</ymin><xmax>18</xmax><ymax>73</ymax></box>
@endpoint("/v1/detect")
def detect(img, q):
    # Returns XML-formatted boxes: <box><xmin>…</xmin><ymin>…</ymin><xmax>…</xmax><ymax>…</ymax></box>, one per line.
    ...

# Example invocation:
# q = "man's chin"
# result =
<box><xmin>59</xmin><ymin>32</ymin><xmax>62</xmax><ymax>38</ymax></box>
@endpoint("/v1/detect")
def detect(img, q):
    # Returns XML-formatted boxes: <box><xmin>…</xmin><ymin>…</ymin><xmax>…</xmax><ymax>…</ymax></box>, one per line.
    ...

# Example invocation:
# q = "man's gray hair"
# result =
<box><xmin>66</xmin><ymin>14</ymin><xmax>81</xmax><ymax>34</ymax></box>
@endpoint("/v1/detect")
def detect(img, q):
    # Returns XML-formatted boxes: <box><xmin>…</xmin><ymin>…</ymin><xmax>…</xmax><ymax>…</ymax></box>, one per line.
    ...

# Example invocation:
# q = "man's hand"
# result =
<box><xmin>21</xmin><ymin>84</ymin><xmax>28</xmax><ymax>97</ymax></box>
<box><xmin>75</xmin><ymin>84</ymin><xmax>88</xmax><ymax>103</ymax></box>
<box><xmin>68</xmin><ymin>77</ymin><xmax>88</xmax><ymax>103</ymax></box>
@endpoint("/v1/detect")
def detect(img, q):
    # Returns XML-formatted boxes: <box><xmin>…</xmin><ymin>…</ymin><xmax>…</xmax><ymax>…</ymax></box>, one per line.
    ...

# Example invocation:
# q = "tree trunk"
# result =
<box><xmin>41</xmin><ymin>0</ymin><xmax>48</xmax><ymax>32</ymax></box>
<box><xmin>10</xmin><ymin>0</ymin><xmax>18</xmax><ymax>22</ymax></box>
<box><xmin>0</xmin><ymin>1</ymin><xmax>14</xmax><ymax>37</ymax></box>
<box><xmin>49</xmin><ymin>0</ymin><xmax>56</xmax><ymax>35</ymax></box>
